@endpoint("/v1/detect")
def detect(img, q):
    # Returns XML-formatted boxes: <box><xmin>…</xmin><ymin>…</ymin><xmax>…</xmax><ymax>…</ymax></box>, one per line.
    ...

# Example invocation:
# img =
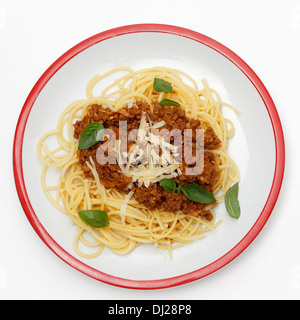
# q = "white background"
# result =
<box><xmin>1</xmin><ymin>0</ymin><xmax>299</xmax><ymax>300</ymax></box>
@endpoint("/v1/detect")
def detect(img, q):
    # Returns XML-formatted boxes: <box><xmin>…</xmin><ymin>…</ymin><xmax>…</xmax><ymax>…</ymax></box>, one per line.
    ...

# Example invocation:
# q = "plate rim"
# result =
<box><xmin>13</xmin><ymin>23</ymin><xmax>285</xmax><ymax>290</ymax></box>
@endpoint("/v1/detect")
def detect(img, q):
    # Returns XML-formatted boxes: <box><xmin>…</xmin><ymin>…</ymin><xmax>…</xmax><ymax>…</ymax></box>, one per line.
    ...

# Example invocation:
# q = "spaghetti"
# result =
<box><xmin>37</xmin><ymin>66</ymin><xmax>239</xmax><ymax>259</ymax></box>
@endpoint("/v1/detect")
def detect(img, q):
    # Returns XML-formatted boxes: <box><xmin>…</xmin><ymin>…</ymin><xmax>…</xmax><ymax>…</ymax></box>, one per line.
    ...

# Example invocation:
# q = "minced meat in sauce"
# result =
<box><xmin>73</xmin><ymin>101</ymin><xmax>221</xmax><ymax>221</ymax></box>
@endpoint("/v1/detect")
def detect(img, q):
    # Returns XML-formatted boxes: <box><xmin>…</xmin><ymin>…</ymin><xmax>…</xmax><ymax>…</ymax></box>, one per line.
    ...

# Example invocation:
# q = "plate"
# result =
<box><xmin>13</xmin><ymin>24</ymin><xmax>285</xmax><ymax>289</ymax></box>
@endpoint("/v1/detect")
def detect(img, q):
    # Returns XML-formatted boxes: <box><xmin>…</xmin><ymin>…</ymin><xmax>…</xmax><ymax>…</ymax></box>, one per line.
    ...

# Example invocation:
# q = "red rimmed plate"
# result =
<box><xmin>13</xmin><ymin>24</ymin><xmax>285</xmax><ymax>289</ymax></box>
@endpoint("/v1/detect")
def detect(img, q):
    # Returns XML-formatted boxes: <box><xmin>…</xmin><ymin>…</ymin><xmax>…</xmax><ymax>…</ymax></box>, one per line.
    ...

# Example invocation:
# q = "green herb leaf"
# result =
<box><xmin>153</xmin><ymin>78</ymin><xmax>173</xmax><ymax>93</ymax></box>
<box><xmin>181</xmin><ymin>183</ymin><xmax>216</xmax><ymax>204</ymax></box>
<box><xmin>78</xmin><ymin>210</ymin><xmax>109</xmax><ymax>228</ymax></box>
<box><xmin>159</xmin><ymin>99</ymin><xmax>181</xmax><ymax>108</ymax></box>
<box><xmin>177</xmin><ymin>182</ymin><xmax>182</xmax><ymax>195</ymax></box>
<box><xmin>225</xmin><ymin>183</ymin><xmax>241</xmax><ymax>219</ymax></box>
<box><xmin>159</xmin><ymin>179</ymin><xmax>176</xmax><ymax>193</ymax></box>
<box><xmin>78</xmin><ymin>122</ymin><xmax>105</xmax><ymax>150</ymax></box>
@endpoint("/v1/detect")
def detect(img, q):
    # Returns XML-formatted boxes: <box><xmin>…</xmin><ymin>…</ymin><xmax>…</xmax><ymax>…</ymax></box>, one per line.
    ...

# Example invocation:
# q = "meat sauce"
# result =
<box><xmin>73</xmin><ymin>102</ymin><xmax>221</xmax><ymax>221</ymax></box>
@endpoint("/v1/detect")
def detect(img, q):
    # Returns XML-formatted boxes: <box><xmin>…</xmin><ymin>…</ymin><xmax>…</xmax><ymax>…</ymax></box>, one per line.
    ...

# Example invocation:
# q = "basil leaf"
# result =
<box><xmin>181</xmin><ymin>183</ymin><xmax>216</xmax><ymax>204</ymax></box>
<box><xmin>153</xmin><ymin>78</ymin><xmax>172</xmax><ymax>93</ymax></box>
<box><xmin>225</xmin><ymin>183</ymin><xmax>241</xmax><ymax>219</ymax></box>
<box><xmin>78</xmin><ymin>210</ymin><xmax>109</xmax><ymax>228</ymax></box>
<box><xmin>177</xmin><ymin>182</ymin><xmax>182</xmax><ymax>195</ymax></box>
<box><xmin>78</xmin><ymin>122</ymin><xmax>104</xmax><ymax>150</ymax></box>
<box><xmin>159</xmin><ymin>179</ymin><xmax>176</xmax><ymax>193</ymax></box>
<box><xmin>159</xmin><ymin>99</ymin><xmax>181</xmax><ymax>108</ymax></box>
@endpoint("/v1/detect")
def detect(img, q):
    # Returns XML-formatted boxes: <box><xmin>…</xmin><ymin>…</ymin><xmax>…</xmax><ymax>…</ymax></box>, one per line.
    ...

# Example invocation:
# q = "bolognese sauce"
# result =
<box><xmin>73</xmin><ymin>101</ymin><xmax>221</xmax><ymax>221</ymax></box>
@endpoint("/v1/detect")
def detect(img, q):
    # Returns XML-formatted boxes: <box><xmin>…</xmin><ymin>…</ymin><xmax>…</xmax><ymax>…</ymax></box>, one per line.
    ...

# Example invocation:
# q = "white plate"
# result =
<box><xmin>13</xmin><ymin>24</ymin><xmax>285</xmax><ymax>289</ymax></box>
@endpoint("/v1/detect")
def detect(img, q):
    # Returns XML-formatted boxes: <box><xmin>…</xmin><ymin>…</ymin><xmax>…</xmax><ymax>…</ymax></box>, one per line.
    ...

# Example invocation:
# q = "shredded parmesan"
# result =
<box><xmin>151</xmin><ymin>120</ymin><xmax>166</xmax><ymax>129</ymax></box>
<box><xmin>86</xmin><ymin>157</ymin><xmax>107</xmax><ymax>206</ymax></box>
<box><xmin>120</xmin><ymin>190</ymin><xmax>135</xmax><ymax>223</ymax></box>
<box><xmin>115</xmin><ymin>114</ymin><xmax>181</xmax><ymax>189</ymax></box>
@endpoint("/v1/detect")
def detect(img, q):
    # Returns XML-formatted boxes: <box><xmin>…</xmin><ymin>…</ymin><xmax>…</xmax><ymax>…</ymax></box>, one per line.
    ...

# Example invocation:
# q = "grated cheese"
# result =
<box><xmin>115</xmin><ymin>113</ymin><xmax>181</xmax><ymax>188</ymax></box>
<box><xmin>120</xmin><ymin>190</ymin><xmax>135</xmax><ymax>223</ymax></box>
